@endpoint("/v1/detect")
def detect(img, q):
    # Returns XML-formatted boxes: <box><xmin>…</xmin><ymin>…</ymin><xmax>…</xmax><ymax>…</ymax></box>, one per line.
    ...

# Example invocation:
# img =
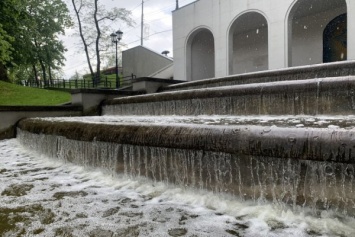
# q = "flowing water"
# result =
<box><xmin>1</xmin><ymin>138</ymin><xmax>355</xmax><ymax>237</ymax></box>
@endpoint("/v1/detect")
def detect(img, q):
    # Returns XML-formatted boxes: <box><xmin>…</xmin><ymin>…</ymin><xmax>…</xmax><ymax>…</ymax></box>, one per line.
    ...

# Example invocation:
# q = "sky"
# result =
<box><xmin>61</xmin><ymin>0</ymin><xmax>196</xmax><ymax>78</ymax></box>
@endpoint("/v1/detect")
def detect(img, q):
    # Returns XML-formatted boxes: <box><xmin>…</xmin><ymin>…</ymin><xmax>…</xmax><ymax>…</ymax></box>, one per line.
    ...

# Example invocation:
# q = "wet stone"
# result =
<box><xmin>39</xmin><ymin>208</ymin><xmax>56</xmax><ymax>224</ymax></box>
<box><xmin>267</xmin><ymin>220</ymin><xmax>286</xmax><ymax>230</ymax></box>
<box><xmin>53</xmin><ymin>190</ymin><xmax>88</xmax><ymax>199</ymax></box>
<box><xmin>102</xmin><ymin>207</ymin><xmax>120</xmax><ymax>218</ymax></box>
<box><xmin>1</xmin><ymin>183</ymin><xmax>34</xmax><ymax>196</ymax></box>
<box><xmin>166</xmin><ymin>207</ymin><xmax>174</xmax><ymax>212</ymax></box>
<box><xmin>16</xmin><ymin>163</ymin><xmax>30</xmax><ymax>167</ymax></box>
<box><xmin>76</xmin><ymin>213</ymin><xmax>88</xmax><ymax>218</ymax></box>
<box><xmin>233</xmin><ymin>222</ymin><xmax>249</xmax><ymax>230</ymax></box>
<box><xmin>121</xmin><ymin>211</ymin><xmax>143</xmax><ymax>218</ymax></box>
<box><xmin>89</xmin><ymin>228</ymin><xmax>114</xmax><ymax>237</ymax></box>
<box><xmin>119</xmin><ymin>197</ymin><xmax>133</xmax><ymax>204</ymax></box>
<box><xmin>55</xmin><ymin>226</ymin><xmax>74</xmax><ymax>237</ymax></box>
<box><xmin>179</xmin><ymin>215</ymin><xmax>188</xmax><ymax>224</ymax></box>
<box><xmin>225</xmin><ymin>229</ymin><xmax>241</xmax><ymax>236</ymax></box>
<box><xmin>168</xmin><ymin>228</ymin><xmax>188</xmax><ymax>236</ymax></box>
<box><xmin>19</xmin><ymin>168</ymin><xmax>43</xmax><ymax>175</ymax></box>
<box><xmin>153</xmin><ymin>216</ymin><xmax>169</xmax><ymax>223</ymax></box>
<box><xmin>32</xmin><ymin>228</ymin><xmax>45</xmax><ymax>235</ymax></box>
<box><xmin>0</xmin><ymin>204</ymin><xmax>56</xmax><ymax>236</ymax></box>
<box><xmin>0</xmin><ymin>168</ymin><xmax>7</xmax><ymax>174</ymax></box>
<box><xmin>113</xmin><ymin>225</ymin><xmax>140</xmax><ymax>237</ymax></box>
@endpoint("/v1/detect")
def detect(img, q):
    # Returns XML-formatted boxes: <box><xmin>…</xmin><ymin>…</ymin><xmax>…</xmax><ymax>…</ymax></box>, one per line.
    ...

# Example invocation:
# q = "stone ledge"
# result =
<box><xmin>18</xmin><ymin>118</ymin><xmax>355</xmax><ymax>164</ymax></box>
<box><xmin>162</xmin><ymin>61</ymin><xmax>355</xmax><ymax>92</ymax></box>
<box><xmin>132</xmin><ymin>77</ymin><xmax>185</xmax><ymax>93</ymax></box>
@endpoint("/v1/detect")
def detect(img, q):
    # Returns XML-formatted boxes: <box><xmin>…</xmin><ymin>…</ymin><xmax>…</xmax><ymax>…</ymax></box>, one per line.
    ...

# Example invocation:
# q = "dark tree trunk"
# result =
<box><xmin>72</xmin><ymin>0</ymin><xmax>95</xmax><ymax>81</ymax></box>
<box><xmin>39</xmin><ymin>59</ymin><xmax>47</xmax><ymax>87</ymax></box>
<box><xmin>32</xmin><ymin>65</ymin><xmax>39</xmax><ymax>87</ymax></box>
<box><xmin>0</xmin><ymin>62</ymin><xmax>10</xmax><ymax>82</ymax></box>
<box><xmin>48</xmin><ymin>65</ymin><xmax>53</xmax><ymax>85</ymax></box>
<box><xmin>94</xmin><ymin>0</ymin><xmax>101</xmax><ymax>86</ymax></box>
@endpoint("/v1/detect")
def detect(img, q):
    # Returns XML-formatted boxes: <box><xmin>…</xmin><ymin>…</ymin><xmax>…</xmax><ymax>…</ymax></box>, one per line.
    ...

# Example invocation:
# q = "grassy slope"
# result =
<box><xmin>0</xmin><ymin>81</ymin><xmax>71</xmax><ymax>106</ymax></box>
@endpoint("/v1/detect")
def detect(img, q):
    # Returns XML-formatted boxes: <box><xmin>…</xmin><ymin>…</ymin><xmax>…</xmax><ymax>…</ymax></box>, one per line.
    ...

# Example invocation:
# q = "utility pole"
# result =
<box><xmin>176</xmin><ymin>0</ymin><xmax>179</xmax><ymax>10</ymax></box>
<box><xmin>141</xmin><ymin>0</ymin><xmax>144</xmax><ymax>46</ymax></box>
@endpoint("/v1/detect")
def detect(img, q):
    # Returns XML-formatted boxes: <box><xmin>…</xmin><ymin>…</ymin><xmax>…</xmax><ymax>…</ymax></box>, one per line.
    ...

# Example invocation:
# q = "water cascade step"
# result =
<box><xmin>16</xmin><ymin>74</ymin><xmax>355</xmax><ymax>216</ymax></box>
<box><xmin>160</xmin><ymin>61</ymin><xmax>355</xmax><ymax>92</ymax></box>
<box><xmin>103</xmin><ymin>77</ymin><xmax>355</xmax><ymax>116</ymax></box>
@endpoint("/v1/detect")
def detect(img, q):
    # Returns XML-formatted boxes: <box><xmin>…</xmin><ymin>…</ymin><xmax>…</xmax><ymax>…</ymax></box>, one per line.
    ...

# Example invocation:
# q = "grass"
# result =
<box><xmin>0</xmin><ymin>81</ymin><xmax>71</xmax><ymax>106</ymax></box>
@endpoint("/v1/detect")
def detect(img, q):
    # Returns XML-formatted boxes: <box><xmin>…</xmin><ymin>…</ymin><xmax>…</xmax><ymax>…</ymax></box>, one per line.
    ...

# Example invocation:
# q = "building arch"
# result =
<box><xmin>228</xmin><ymin>10</ymin><xmax>269</xmax><ymax>75</ymax></box>
<box><xmin>287</xmin><ymin>0</ymin><xmax>347</xmax><ymax>66</ymax></box>
<box><xmin>186</xmin><ymin>27</ymin><xmax>215</xmax><ymax>81</ymax></box>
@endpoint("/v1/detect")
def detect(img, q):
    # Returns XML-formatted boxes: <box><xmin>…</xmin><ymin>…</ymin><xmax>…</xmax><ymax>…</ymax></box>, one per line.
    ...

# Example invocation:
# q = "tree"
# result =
<box><xmin>0</xmin><ymin>0</ymin><xmax>72</xmax><ymax>83</ymax></box>
<box><xmin>71</xmin><ymin>0</ymin><xmax>133</xmax><ymax>85</ymax></box>
<box><xmin>24</xmin><ymin>0</ymin><xmax>72</xmax><ymax>85</ymax></box>
<box><xmin>0</xmin><ymin>0</ymin><xmax>21</xmax><ymax>81</ymax></box>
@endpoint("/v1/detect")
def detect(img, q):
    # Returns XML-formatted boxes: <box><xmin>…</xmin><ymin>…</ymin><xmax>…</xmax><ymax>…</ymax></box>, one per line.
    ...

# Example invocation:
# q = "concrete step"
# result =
<box><xmin>103</xmin><ymin>76</ymin><xmax>355</xmax><ymax>117</ymax></box>
<box><xmin>17</xmin><ymin>117</ymin><xmax>355</xmax><ymax>164</ymax></box>
<box><xmin>17</xmin><ymin>116</ymin><xmax>355</xmax><ymax>214</ymax></box>
<box><xmin>161</xmin><ymin>61</ymin><xmax>355</xmax><ymax>92</ymax></box>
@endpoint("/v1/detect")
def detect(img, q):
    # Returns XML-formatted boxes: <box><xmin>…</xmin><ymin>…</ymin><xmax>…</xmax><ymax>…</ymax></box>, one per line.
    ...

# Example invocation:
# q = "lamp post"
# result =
<box><xmin>110</xmin><ymin>30</ymin><xmax>123</xmax><ymax>89</ymax></box>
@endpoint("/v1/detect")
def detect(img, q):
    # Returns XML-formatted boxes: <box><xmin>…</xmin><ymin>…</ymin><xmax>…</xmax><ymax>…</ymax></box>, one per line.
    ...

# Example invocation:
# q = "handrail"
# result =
<box><xmin>20</xmin><ymin>74</ymin><xmax>137</xmax><ymax>90</ymax></box>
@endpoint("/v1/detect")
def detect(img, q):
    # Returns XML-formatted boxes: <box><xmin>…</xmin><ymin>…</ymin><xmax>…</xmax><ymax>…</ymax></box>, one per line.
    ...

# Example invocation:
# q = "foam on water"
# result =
<box><xmin>40</xmin><ymin>115</ymin><xmax>355</xmax><ymax>129</ymax></box>
<box><xmin>1</xmin><ymin>139</ymin><xmax>355</xmax><ymax>236</ymax></box>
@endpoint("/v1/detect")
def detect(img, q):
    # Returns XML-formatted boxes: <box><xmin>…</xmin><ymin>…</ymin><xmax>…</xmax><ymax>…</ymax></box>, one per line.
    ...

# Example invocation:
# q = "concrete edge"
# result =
<box><xmin>104</xmin><ymin>76</ymin><xmax>355</xmax><ymax>105</ymax></box>
<box><xmin>162</xmin><ymin>61</ymin><xmax>355</xmax><ymax>91</ymax></box>
<box><xmin>17</xmin><ymin>118</ymin><xmax>355</xmax><ymax>164</ymax></box>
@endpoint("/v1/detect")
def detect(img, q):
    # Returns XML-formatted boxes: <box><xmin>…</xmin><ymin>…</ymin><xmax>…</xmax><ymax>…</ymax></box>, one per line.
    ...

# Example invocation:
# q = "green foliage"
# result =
<box><xmin>0</xmin><ymin>81</ymin><xmax>70</xmax><ymax>105</ymax></box>
<box><xmin>0</xmin><ymin>26</ymin><xmax>13</xmax><ymax>64</ymax></box>
<box><xmin>0</xmin><ymin>0</ymin><xmax>72</xmax><ymax>82</ymax></box>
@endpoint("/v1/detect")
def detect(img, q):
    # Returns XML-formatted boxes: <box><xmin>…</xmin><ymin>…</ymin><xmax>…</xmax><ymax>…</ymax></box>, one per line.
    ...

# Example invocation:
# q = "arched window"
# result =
<box><xmin>186</xmin><ymin>29</ymin><xmax>215</xmax><ymax>81</ymax></box>
<box><xmin>323</xmin><ymin>14</ymin><xmax>347</xmax><ymax>63</ymax></box>
<box><xmin>228</xmin><ymin>12</ymin><xmax>268</xmax><ymax>75</ymax></box>
<box><xmin>288</xmin><ymin>0</ymin><xmax>347</xmax><ymax>66</ymax></box>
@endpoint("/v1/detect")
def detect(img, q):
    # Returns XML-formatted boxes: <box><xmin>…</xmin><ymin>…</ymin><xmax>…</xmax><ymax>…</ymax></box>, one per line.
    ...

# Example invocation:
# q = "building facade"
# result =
<box><xmin>172</xmin><ymin>0</ymin><xmax>354</xmax><ymax>81</ymax></box>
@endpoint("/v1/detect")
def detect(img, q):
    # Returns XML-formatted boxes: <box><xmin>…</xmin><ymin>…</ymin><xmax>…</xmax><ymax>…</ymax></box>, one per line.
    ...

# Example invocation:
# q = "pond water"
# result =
<box><xmin>1</xmin><ymin>138</ymin><xmax>355</xmax><ymax>237</ymax></box>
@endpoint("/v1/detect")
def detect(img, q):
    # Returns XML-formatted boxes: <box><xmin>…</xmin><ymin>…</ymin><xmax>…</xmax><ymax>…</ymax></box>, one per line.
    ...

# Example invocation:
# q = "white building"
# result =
<box><xmin>172</xmin><ymin>0</ymin><xmax>354</xmax><ymax>81</ymax></box>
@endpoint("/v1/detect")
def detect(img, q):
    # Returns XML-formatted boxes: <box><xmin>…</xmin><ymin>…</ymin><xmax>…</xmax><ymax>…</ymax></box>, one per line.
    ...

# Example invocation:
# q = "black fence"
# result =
<box><xmin>21</xmin><ymin>74</ymin><xmax>136</xmax><ymax>90</ymax></box>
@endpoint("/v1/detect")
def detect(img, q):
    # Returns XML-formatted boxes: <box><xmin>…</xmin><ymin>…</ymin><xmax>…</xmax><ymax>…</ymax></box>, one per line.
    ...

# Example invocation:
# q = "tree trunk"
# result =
<box><xmin>94</xmin><ymin>0</ymin><xmax>101</xmax><ymax>86</ymax></box>
<box><xmin>72</xmin><ymin>0</ymin><xmax>94</xmax><ymax>80</ymax></box>
<box><xmin>0</xmin><ymin>62</ymin><xmax>10</xmax><ymax>82</ymax></box>
<box><xmin>39</xmin><ymin>59</ymin><xmax>47</xmax><ymax>87</ymax></box>
<box><xmin>48</xmin><ymin>65</ymin><xmax>53</xmax><ymax>85</ymax></box>
<box><xmin>32</xmin><ymin>65</ymin><xmax>39</xmax><ymax>87</ymax></box>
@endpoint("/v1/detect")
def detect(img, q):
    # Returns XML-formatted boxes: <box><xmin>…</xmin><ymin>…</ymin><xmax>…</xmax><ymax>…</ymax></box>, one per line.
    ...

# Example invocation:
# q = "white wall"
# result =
<box><xmin>173</xmin><ymin>0</ymin><xmax>353</xmax><ymax>81</ymax></box>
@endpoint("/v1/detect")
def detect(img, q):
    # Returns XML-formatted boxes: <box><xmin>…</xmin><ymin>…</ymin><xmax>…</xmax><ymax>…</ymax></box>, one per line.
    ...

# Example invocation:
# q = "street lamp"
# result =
<box><xmin>110</xmin><ymin>30</ymin><xmax>123</xmax><ymax>89</ymax></box>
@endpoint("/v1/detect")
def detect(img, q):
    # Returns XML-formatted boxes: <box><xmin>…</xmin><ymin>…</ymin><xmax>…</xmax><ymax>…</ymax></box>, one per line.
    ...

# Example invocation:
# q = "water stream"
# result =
<box><xmin>1</xmin><ymin>138</ymin><xmax>355</xmax><ymax>237</ymax></box>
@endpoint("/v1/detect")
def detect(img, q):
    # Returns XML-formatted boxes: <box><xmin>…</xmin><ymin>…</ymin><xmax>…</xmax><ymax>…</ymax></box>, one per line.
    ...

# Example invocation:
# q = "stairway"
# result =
<box><xmin>17</xmin><ymin>66</ymin><xmax>355</xmax><ymax>215</ymax></box>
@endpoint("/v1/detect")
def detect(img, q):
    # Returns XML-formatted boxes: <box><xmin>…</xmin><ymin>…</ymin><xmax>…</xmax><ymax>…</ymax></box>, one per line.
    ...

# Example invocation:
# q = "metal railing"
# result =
<box><xmin>21</xmin><ymin>74</ymin><xmax>136</xmax><ymax>90</ymax></box>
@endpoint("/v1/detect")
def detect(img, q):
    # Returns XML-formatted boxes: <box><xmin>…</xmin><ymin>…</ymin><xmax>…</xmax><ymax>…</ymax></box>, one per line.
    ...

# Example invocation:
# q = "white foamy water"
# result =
<box><xmin>41</xmin><ymin>115</ymin><xmax>355</xmax><ymax>129</ymax></box>
<box><xmin>1</xmin><ymin>138</ymin><xmax>355</xmax><ymax>237</ymax></box>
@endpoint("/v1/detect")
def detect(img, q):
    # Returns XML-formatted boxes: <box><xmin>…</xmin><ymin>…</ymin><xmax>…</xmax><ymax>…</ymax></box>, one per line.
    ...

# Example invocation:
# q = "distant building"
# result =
<box><xmin>122</xmin><ymin>46</ymin><xmax>173</xmax><ymax>79</ymax></box>
<box><xmin>173</xmin><ymin>0</ymin><xmax>353</xmax><ymax>81</ymax></box>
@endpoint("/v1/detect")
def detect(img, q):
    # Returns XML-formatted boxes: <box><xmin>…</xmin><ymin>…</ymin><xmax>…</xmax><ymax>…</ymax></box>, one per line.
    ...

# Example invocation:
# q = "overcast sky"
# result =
<box><xmin>61</xmin><ymin>0</ymin><xmax>196</xmax><ymax>78</ymax></box>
